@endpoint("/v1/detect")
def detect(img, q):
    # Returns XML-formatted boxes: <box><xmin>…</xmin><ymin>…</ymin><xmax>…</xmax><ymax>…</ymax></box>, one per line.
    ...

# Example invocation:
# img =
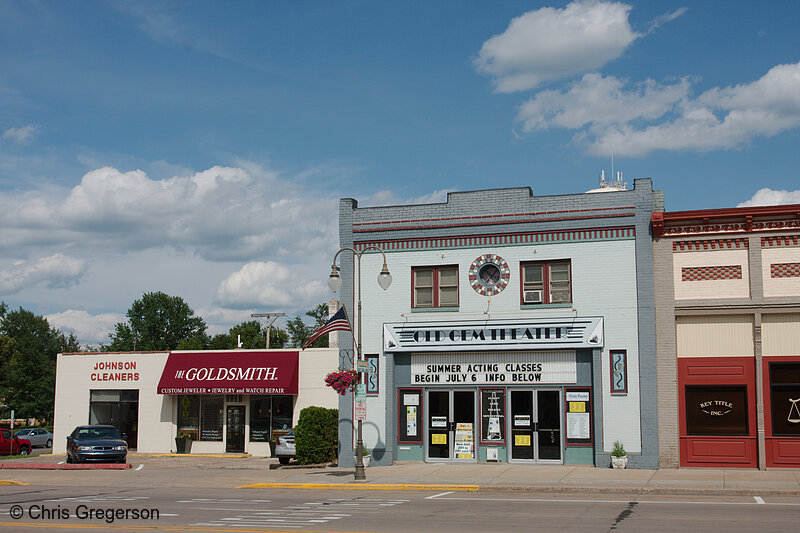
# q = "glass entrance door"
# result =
<box><xmin>510</xmin><ymin>389</ymin><xmax>562</xmax><ymax>463</ymax></box>
<box><xmin>426</xmin><ymin>390</ymin><xmax>476</xmax><ymax>462</ymax></box>
<box><xmin>226</xmin><ymin>405</ymin><xmax>245</xmax><ymax>453</ymax></box>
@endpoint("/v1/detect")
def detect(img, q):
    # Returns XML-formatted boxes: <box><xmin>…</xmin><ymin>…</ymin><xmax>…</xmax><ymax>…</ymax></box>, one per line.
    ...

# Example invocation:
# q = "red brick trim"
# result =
<box><xmin>770</xmin><ymin>263</ymin><xmax>800</xmax><ymax>278</ymax></box>
<box><xmin>681</xmin><ymin>265</ymin><xmax>743</xmax><ymax>282</ymax></box>
<box><xmin>673</xmin><ymin>239</ymin><xmax>748</xmax><ymax>251</ymax></box>
<box><xmin>761</xmin><ymin>235</ymin><xmax>800</xmax><ymax>247</ymax></box>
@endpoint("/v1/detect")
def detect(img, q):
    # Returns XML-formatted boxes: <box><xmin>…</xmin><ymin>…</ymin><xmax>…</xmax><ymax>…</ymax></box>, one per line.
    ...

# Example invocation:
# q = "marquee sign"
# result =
<box><xmin>411</xmin><ymin>351</ymin><xmax>577</xmax><ymax>385</ymax></box>
<box><xmin>384</xmin><ymin>317</ymin><xmax>603</xmax><ymax>352</ymax></box>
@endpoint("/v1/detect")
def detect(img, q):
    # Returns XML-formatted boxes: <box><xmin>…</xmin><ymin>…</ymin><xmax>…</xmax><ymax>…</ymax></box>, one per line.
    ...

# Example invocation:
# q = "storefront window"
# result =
<box><xmin>271</xmin><ymin>396</ymin><xmax>293</xmax><ymax>433</ymax></box>
<box><xmin>200</xmin><ymin>396</ymin><xmax>224</xmax><ymax>441</ymax></box>
<box><xmin>480</xmin><ymin>388</ymin><xmax>505</xmax><ymax>444</ymax></box>
<box><xmin>685</xmin><ymin>385</ymin><xmax>749</xmax><ymax>436</ymax></box>
<box><xmin>769</xmin><ymin>362</ymin><xmax>800</xmax><ymax>436</ymax></box>
<box><xmin>177</xmin><ymin>395</ymin><xmax>199</xmax><ymax>439</ymax></box>
<box><xmin>249</xmin><ymin>396</ymin><xmax>271</xmax><ymax>442</ymax></box>
<box><xmin>89</xmin><ymin>390</ymin><xmax>139</xmax><ymax>448</ymax></box>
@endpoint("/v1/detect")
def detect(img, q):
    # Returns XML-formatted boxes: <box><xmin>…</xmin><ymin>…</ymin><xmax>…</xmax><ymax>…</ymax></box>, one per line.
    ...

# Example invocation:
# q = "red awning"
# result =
<box><xmin>157</xmin><ymin>351</ymin><xmax>299</xmax><ymax>395</ymax></box>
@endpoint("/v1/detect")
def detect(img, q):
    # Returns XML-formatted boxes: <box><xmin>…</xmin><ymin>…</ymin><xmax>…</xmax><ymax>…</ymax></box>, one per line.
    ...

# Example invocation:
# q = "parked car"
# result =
<box><xmin>15</xmin><ymin>428</ymin><xmax>53</xmax><ymax>448</ymax></box>
<box><xmin>274</xmin><ymin>429</ymin><xmax>295</xmax><ymax>465</ymax></box>
<box><xmin>0</xmin><ymin>428</ymin><xmax>31</xmax><ymax>455</ymax></box>
<box><xmin>66</xmin><ymin>425</ymin><xmax>127</xmax><ymax>464</ymax></box>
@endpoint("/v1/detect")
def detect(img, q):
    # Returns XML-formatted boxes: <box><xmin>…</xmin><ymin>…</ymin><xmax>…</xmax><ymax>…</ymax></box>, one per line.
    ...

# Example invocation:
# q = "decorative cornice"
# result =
<box><xmin>652</xmin><ymin>204</ymin><xmax>800</xmax><ymax>238</ymax></box>
<box><xmin>353</xmin><ymin>206</ymin><xmax>635</xmax><ymax>233</ymax></box>
<box><xmin>762</xmin><ymin>235</ymin><xmax>800</xmax><ymax>247</ymax></box>
<box><xmin>354</xmin><ymin>227</ymin><xmax>635</xmax><ymax>253</ymax></box>
<box><xmin>673</xmin><ymin>239</ymin><xmax>748</xmax><ymax>252</ymax></box>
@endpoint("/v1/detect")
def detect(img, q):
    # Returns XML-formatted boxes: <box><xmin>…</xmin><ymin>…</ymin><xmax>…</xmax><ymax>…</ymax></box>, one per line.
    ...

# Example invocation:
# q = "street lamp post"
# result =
<box><xmin>327</xmin><ymin>246</ymin><xmax>391</xmax><ymax>481</ymax></box>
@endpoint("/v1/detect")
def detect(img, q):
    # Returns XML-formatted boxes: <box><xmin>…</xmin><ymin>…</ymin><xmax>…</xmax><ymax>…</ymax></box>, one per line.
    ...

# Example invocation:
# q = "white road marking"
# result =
<box><xmin>427</xmin><ymin>491</ymin><xmax>454</xmax><ymax>499</ymax></box>
<box><xmin>754</xmin><ymin>496</ymin><xmax>766</xmax><ymax>504</ymax></box>
<box><xmin>432</xmin><ymin>495</ymin><xmax>800</xmax><ymax>506</ymax></box>
<box><xmin>135</xmin><ymin>464</ymin><xmax>144</xmax><ymax>471</ymax></box>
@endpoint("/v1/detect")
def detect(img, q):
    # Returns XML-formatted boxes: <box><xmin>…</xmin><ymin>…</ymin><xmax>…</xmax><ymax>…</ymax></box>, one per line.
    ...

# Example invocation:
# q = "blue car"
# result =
<box><xmin>66</xmin><ymin>425</ymin><xmax>128</xmax><ymax>464</ymax></box>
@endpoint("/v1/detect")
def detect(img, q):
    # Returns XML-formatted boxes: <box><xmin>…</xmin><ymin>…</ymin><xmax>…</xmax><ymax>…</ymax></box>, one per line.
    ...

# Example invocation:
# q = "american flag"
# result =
<box><xmin>301</xmin><ymin>305</ymin><xmax>352</xmax><ymax>350</ymax></box>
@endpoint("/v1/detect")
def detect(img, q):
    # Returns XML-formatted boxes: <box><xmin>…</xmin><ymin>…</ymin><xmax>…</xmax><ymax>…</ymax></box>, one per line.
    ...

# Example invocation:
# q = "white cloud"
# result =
<box><xmin>517</xmin><ymin>73</ymin><xmax>690</xmax><ymax>131</ymax></box>
<box><xmin>515</xmin><ymin>62</ymin><xmax>800</xmax><ymax>157</ymax></box>
<box><xmin>647</xmin><ymin>7</ymin><xmax>687</xmax><ymax>33</ymax></box>
<box><xmin>0</xmin><ymin>254</ymin><xmax>88</xmax><ymax>295</ymax></box>
<box><xmin>358</xmin><ymin>188</ymin><xmax>456</xmax><ymax>207</ymax></box>
<box><xmin>737</xmin><ymin>188</ymin><xmax>800</xmax><ymax>207</ymax></box>
<box><xmin>216</xmin><ymin>261</ymin><xmax>327</xmax><ymax>309</ymax></box>
<box><xmin>475</xmin><ymin>1</ymin><xmax>640</xmax><ymax>92</ymax></box>
<box><xmin>0</xmin><ymin>164</ymin><xmax>340</xmax><ymax>261</ymax></box>
<box><xmin>46</xmin><ymin>309</ymin><xmax>124</xmax><ymax>347</ymax></box>
<box><xmin>3</xmin><ymin>124</ymin><xmax>39</xmax><ymax>144</ymax></box>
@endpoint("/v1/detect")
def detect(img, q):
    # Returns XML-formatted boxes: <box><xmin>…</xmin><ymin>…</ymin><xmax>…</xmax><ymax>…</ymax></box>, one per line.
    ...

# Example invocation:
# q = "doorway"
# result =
<box><xmin>226</xmin><ymin>405</ymin><xmax>246</xmax><ymax>453</ymax></box>
<box><xmin>510</xmin><ymin>389</ymin><xmax>562</xmax><ymax>463</ymax></box>
<box><xmin>426</xmin><ymin>390</ymin><xmax>476</xmax><ymax>462</ymax></box>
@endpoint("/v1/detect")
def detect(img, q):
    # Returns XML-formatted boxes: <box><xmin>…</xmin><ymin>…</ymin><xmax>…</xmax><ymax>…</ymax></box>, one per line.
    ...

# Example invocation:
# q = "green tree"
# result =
<box><xmin>0</xmin><ymin>304</ymin><xmax>80</xmax><ymax>421</ymax></box>
<box><xmin>286</xmin><ymin>303</ymin><xmax>330</xmax><ymax>348</ymax></box>
<box><xmin>106</xmin><ymin>292</ymin><xmax>208</xmax><ymax>351</ymax></box>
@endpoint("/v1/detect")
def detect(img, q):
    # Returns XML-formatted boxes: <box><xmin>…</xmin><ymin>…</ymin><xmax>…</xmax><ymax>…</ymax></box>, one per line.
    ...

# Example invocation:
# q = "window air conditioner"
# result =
<box><xmin>523</xmin><ymin>290</ymin><xmax>543</xmax><ymax>304</ymax></box>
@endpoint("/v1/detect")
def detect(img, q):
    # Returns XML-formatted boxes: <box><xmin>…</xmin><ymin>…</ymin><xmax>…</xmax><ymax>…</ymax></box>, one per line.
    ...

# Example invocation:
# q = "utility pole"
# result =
<box><xmin>250</xmin><ymin>312</ymin><xmax>286</xmax><ymax>348</ymax></box>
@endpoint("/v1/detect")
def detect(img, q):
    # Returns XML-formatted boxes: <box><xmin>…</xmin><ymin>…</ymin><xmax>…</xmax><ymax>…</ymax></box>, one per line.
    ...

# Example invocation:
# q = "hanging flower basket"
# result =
<box><xmin>325</xmin><ymin>369</ymin><xmax>359</xmax><ymax>395</ymax></box>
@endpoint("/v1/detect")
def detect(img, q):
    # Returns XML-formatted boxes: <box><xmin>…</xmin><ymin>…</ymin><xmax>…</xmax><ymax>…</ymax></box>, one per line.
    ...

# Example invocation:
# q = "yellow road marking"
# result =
<box><xmin>238</xmin><ymin>482</ymin><xmax>479</xmax><ymax>491</ymax></box>
<box><xmin>0</xmin><ymin>480</ymin><xmax>29</xmax><ymax>486</ymax></box>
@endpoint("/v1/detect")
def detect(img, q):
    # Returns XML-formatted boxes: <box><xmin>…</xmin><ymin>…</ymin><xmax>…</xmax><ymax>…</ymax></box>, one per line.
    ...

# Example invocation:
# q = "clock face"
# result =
<box><xmin>469</xmin><ymin>254</ymin><xmax>510</xmax><ymax>296</ymax></box>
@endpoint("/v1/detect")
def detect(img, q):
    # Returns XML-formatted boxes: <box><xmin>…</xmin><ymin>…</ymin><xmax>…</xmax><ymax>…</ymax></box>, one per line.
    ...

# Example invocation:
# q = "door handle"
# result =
<box><xmin>533</xmin><ymin>422</ymin><xmax>539</xmax><ymax>432</ymax></box>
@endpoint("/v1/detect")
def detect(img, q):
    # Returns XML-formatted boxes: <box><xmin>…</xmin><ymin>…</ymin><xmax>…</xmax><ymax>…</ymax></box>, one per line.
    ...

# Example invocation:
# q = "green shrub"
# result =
<box><xmin>611</xmin><ymin>440</ymin><xmax>627</xmax><ymax>457</ymax></box>
<box><xmin>294</xmin><ymin>406</ymin><xmax>338</xmax><ymax>465</ymax></box>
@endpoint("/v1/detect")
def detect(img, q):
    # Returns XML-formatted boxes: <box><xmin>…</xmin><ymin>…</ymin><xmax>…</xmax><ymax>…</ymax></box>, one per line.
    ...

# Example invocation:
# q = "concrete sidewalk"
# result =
<box><xmin>3</xmin><ymin>454</ymin><xmax>800</xmax><ymax>496</ymax></box>
<box><xmin>243</xmin><ymin>461</ymin><xmax>800</xmax><ymax>496</ymax></box>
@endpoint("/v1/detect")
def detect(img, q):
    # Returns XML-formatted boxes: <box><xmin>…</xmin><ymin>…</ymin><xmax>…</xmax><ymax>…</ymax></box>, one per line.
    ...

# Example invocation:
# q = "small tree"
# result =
<box><xmin>294</xmin><ymin>406</ymin><xmax>338</xmax><ymax>465</ymax></box>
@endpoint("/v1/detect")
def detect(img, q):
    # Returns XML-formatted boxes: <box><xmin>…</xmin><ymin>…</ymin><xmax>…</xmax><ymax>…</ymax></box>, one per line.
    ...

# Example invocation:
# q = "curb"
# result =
<box><xmin>0</xmin><ymin>463</ymin><xmax>132</xmax><ymax>470</ymax></box>
<box><xmin>130</xmin><ymin>453</ymin><xmax>251</xmax><ymax>458</ymax></box>
<box><xmin>239</xmin><ymin>482</ymin><xmax>480</xmax><ymax>491</ymax></box>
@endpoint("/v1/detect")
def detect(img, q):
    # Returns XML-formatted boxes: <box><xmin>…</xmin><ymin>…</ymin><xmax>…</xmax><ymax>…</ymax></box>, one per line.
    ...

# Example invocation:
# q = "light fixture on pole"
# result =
<box><xmin>328</xmin><ymin>245</ymin><xmax>391</xmax><ymax>481</ymax></box>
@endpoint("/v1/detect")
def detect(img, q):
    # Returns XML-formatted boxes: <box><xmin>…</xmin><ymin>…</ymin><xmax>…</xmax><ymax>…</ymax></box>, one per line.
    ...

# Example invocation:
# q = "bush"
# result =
<box><xmin>611</xmin><ymin>440</ymin><xmax>627</xmax><ymax>457</ymax></box>
<box><xmin>295</xmin><ymin>406</ymin><xmax>339</xmax><ymax>465</ymax></box>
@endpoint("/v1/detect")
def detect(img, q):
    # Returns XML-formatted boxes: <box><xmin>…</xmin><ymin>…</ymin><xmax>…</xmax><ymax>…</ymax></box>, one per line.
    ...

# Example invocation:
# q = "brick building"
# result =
<box><xmin>653</xmin><ymin>205</ymin><xmax>800</xmax><ymax>468</ymax></box>
<box><xmin>336</xmin><ymin>179</ymin><xmax>662</xmax><ymax>468</ymax></box>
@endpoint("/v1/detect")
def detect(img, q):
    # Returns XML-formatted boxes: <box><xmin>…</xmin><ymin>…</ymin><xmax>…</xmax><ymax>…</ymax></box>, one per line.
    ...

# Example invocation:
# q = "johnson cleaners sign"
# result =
<box><xmin>384</xmin><ymin>317</ymin><xmax>603</xmax><ymax>352</ymax></box>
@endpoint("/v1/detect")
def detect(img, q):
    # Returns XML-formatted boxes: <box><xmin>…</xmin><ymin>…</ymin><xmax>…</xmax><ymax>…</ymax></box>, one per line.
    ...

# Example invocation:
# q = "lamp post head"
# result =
<box><xmin>327</xmin><ymin>265</ymin><xmax>342</xmax><ymax>292</ymax></box>
<box><xmin>377</xmin><ymin>263</ymin><xmax>392</xmax><ymax>291</ymax></box>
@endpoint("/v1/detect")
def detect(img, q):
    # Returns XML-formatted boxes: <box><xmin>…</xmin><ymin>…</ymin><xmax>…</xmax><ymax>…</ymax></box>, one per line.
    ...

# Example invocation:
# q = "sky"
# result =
<box><xmin>1</xmin><ymin>0</ymin><xmax>799</xmax><ymax>347</ymax></box>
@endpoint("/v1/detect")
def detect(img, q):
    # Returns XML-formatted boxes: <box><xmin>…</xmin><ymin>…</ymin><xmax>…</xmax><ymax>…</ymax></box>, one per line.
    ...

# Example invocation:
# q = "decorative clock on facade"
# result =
<box><xmin>469</xmin><ymin>253</ymin><xmax>511</xmax><ymax>296</ymax></box>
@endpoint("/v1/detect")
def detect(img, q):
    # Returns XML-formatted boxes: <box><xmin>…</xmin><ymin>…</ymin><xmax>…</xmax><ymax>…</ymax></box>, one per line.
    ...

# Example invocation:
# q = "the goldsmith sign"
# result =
<box><xmin>384</xmin><ymin>317</ymin><xmax>603</xmax><ymax>352</ymax></box>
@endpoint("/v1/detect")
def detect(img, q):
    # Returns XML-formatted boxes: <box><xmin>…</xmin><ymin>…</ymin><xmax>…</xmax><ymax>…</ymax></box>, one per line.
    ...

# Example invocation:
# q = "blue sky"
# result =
<box><xmin>1</xmin><ymin>1</ymin><xmax>799</xmax><ymax>346</ymax></box>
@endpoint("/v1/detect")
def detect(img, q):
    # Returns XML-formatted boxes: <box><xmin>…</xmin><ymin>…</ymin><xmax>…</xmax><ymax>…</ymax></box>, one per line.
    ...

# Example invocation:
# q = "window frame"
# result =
<box><xmin>411</xmin><ymin>265</ymin><xmax>459</xmax><ymax>309</ymax></box>
<box><xmin>520</xmin><ymin>260</ymin><xmax>572</xmax><ymax>305</ymax></box>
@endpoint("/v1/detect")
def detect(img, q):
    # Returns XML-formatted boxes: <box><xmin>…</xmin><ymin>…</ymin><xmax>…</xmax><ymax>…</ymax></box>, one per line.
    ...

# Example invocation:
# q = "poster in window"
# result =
<box><xmin>610</xmin><ymin>350</ymin><xmax>627</xmax><ymax>394</ymax></box>
<box><xmin>397</xmin><ymin>388</ymin><xmax>422</xmax><ymax>443</ymax></box>
<box><xmin>454</xmin><ymin>423</ymin><xmax>474</xmax><ymax>459</ymax></box>
<box><xmin>565</xmin><ymin>387</ymin><xmax>592</xmax><ymax>445</ymax></box>
<box><xmin>480</xmin><ymin>388</ymin><xmax>505</xmax><ymax>443</ymax></box>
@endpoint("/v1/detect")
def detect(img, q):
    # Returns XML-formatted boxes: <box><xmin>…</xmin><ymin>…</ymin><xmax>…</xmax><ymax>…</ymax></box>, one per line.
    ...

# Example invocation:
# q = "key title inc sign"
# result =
<box><xmin>411</xmin><ymin>351</ymin><xmax>577</xmax><ymax>385</ymax></box>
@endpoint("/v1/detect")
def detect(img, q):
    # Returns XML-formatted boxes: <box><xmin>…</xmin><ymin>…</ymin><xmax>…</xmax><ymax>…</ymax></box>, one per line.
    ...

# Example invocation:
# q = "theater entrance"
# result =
<box><xmin>426</xmin><ymin>390</ymin><xmax>476</xmax><ymax>462</ymax></box>
<box><xmin>509</xmin><ymin>389</ymin><xmax>562</xmax><ymax>463</ymax></box>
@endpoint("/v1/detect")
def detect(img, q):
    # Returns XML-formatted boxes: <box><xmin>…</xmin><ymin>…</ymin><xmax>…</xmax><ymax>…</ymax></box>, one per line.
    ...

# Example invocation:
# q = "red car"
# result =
<box><xmin>1</xmin><ymin>428</ymin><xmax>32</xmax><ymax>455</ymax></box>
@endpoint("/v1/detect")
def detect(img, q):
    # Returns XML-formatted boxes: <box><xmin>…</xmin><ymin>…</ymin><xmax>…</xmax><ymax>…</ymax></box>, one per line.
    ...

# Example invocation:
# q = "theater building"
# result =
<box><xmin>653</xmin><ymin>205</ymin><xmax>800</xmax><ymax>468</ymax></box>
<box><xmin>52</xmin><ymin>348</ymin><xmax>338</xmax><ymax>455</ymax></box>
<box><xmin>337</xmin><ymin>179</ymin><xmax>662</xmax><ymax>468</ymax></box>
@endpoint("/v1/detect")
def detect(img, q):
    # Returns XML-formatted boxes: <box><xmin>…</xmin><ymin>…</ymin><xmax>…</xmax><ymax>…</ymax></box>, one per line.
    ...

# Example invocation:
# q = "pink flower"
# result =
<box><xmin>324</xmin><ymin>369</ymin><xmax>360</xmax><ymax>395</ymax></box>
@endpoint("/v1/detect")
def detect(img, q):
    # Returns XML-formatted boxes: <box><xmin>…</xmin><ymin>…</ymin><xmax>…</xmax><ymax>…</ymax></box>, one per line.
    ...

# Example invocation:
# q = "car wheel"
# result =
<box><xmin>279</xmin><ymin>457</ymin><xmax>290</xmax><ymax>465</ymax></box>
<box><xmin>46</xmin><ymin>439</ymin><xmax>52</xmax><ymax>448</ymax></box>
<box><xmin>66</xmin><ymin>453</ymin><xmax>73</xmax><ymax>464</ymax></box>
<box><xmin>119</xmin><ymin>458</ymin><xmax>127</xmax><ymax>464</ymax></box>
<box><xmin>19</xmin><ymin>447</ymin><xmax>30</xmax><ymax>456</ymax></box>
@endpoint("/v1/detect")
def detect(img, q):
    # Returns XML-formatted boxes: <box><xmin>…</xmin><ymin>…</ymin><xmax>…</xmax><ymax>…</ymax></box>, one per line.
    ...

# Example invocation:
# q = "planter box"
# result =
<box><xmin>354</xmin><ymin>456</ymin><xmax>371</xmax><ymax>467</ymax></box>
<box><xmin>175</xmin><ymin>437</ymin><xmax>192</xmax><ymax>454</ymax></box>
<box><xmin>611</xmin><ymin>456</ymin><xmax>627</xmax><ymax>469</ymax></box>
